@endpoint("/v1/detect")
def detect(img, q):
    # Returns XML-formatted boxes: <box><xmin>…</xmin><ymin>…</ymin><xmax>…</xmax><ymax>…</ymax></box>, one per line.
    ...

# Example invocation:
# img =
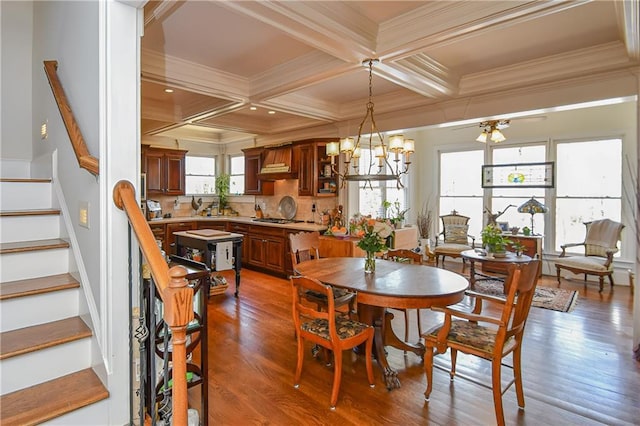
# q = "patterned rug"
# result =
<box><xmin>472</xmin><ymin>280</ymin><xmax>579</xmax><ymax>313</ymax></box>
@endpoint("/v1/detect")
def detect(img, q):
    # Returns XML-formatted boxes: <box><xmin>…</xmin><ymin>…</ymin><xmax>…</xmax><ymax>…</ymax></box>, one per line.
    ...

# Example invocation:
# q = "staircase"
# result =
<box><xmin>0</xmin><ymin>175</ymin><xmax>109</xmax><ymax>424</ymax></box>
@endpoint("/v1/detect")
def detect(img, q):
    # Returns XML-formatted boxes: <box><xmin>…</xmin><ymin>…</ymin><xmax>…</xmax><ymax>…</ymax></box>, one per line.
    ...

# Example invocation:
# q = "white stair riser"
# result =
<box><xmin>0</xmin><ymin>338</ymin><xmax>92</xmax><ymax>395</ymax></box>
<box><xmin>0</xmin><ymin>215</ymin><xmax>60</xmax><ymax>243</ymax></box>
<box><xmin>0</xmin><ymin>181</ymin><xmax>52</xmax><ymax>210</ymax></box>
<box><xmin>0</xmin><ymin>288</ymin><xmax>80</xmax><ymax>332</ymax></box>
<box><xmin>0</xmin><ymin>160</ymin><xmax>30</xmax><ymax>179</ymax></box>
<box><xmin>41</xmin><ymin>400</ymin><xmax>109</xmax><ymax>426</ymax></box>
<box><xmin>0</xmin><ymin>248</ymin><xmax>69</xmax><ymax>282</ymax></box>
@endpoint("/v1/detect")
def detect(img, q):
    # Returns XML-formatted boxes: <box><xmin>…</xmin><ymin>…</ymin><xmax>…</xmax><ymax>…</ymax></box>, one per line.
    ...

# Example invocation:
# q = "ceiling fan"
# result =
<box><xmin>452</xmin><ymin>115</ymin><xmax>547</xmax><ymax>131</ymax></box>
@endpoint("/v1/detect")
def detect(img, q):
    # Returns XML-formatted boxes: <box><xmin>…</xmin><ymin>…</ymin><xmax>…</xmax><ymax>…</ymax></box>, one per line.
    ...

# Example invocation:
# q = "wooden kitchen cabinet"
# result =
<box><xmin>196</xmin><ymin>220</ymin><xmax>226</xmax><ymax>231</ymax></box>
<box><xmin>142</xmin><ymin>146</ymin><xmax>187</xmax><ymax>196</ymax></box>
<box><xmin>246</xmin><ymin>224</ymin><xmax>286</xmax><ymax>275</ymax></box>
<box><xmin>149</xmin><ymin>223</ymin><xmax>166</xmax><ymax>252</ymax></box>
<box><xmin>292</xmin><ymin>139</ymin><xmax>339</xmax><ymax>197</ymax></box>
<box><xmin>242</xmin><ymin>147</ymin><xmax>274</xmax><ymax>196</ymax></box>
<box><xmin>226</xmin><ymin>222</ymin><xmax>250</xmax><ymax>265</ymax></box>
<box><xmin>293</xmin><ymin>143</ymin><xmax>314</xmax><ymax>196</ymax></box>
<box><xmin>315</xmin><ymin>142</ymin><xmax>339</xmax><ymax>197</ymax></box>
<box><xmin>165</xmin><ymin>221</ymin><xmax>196</xmax><ymax>255</ymax></box>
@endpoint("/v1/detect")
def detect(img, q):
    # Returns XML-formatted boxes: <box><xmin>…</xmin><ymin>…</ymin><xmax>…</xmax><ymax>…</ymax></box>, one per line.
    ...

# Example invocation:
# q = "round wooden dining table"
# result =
<box><xmin>294</xmin><ymin>256</ymin><xmax>469</xmax><ymax>390</ymax></box>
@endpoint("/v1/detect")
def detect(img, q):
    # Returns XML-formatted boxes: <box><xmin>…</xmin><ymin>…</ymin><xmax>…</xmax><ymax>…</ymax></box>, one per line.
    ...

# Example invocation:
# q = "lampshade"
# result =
<box><xmin>518</xmin><ymin>196</ymin><xmax>548</xmax><ymax>235</ymax></box>
<box><xmin>476</xmin><ymin>131</ymin><xmax>488</xmax><ymax>143</ymax></box>
<box><xmin>490</xmin><ymin>128</ymin><xmax>506</xmax><ymax>143</ymax></box>
<box><xmin>518</xmin><ymin>197</ymin><xmax>548</xmax><ymax>215</ymax></box>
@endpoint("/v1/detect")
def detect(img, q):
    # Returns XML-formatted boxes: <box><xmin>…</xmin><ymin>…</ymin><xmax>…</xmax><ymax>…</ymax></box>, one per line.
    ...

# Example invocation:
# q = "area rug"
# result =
<box><xmin>471</xmin><ymin>280</ymin><xmax>579</xmax><ymax>313</ymax></box>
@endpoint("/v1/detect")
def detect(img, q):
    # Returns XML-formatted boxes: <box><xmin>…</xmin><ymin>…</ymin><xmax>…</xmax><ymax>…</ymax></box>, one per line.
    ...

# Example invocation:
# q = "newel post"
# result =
<box><xmin>164</xmin><ymin>266</ymin><xmax>194</xmax><ymax>425</ymax></box>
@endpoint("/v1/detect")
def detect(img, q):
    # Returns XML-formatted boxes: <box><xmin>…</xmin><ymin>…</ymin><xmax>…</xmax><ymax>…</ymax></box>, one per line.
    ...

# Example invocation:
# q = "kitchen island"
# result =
<box><xmin>147</xmin><ymin>216</ymin><xmax>325</xmax><ymax>277</ymax></box>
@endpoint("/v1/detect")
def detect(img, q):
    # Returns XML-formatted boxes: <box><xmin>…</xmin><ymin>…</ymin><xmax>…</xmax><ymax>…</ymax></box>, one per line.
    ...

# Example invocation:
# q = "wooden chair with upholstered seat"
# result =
<box><xmin>422</xmin><ymin>260</ymin><xmax>540</xmax><ymax>426</ymax></box>
<box><xmin>291</xmin><ymin>275</ymin><xmax>375</xmax><ymax>409</ymax></box>
<box><xmin>384</xmin><ymin>248</ymin><xmax>425</xmax><ymax>345</ymax></box>
<box><xmin>554</xmin><ymin>218</ymin><xmax>624</xmax><ymax>292</ymax></box>
<box><xmin>289</xmin><ymin>231</ymin><xmax>356</xmax><ymax>316</ymax></box>
<box><xmin>433</xmin><ymin>211</ymin><xmax>475</xmax><ymax>270</ymax></box>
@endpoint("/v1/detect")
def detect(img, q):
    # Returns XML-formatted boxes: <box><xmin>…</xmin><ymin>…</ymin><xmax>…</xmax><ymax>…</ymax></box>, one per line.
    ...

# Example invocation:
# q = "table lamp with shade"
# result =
<box><xmin>517</xmin><ymin>196</ymin><xmax>548</xmax><ymax>235</ymax></box>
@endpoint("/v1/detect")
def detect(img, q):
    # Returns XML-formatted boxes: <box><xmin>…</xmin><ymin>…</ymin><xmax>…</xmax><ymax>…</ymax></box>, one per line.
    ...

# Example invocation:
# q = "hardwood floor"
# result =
<box><xmin>204</xmin><ymin>262</ymin><xmax>639</xmax><ymax>425</ymax></box>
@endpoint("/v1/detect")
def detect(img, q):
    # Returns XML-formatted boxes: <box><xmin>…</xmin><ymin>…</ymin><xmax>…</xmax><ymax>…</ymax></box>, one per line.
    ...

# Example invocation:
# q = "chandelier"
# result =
<box><xmin>326</xmin><ymin>59</ymin><xmax>414</xmax><ymax>188</ymax></box>
<box><xmin>476</xmin><ymin>119</ymin><xmax>510</xmax><ymax>143</ymax></box>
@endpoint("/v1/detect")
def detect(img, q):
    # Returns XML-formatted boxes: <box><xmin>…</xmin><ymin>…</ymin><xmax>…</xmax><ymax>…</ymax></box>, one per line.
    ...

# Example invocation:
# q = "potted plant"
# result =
<box><xmin>481</xmin><ymin>224</ymin><xmax>512</xmax><ymax>257</ymax></box>
<box><xmin>511</xmin><ymin>240</ymin><xmax>526</xmax><ymax>257</ymax></box>
<box><xmin>416</xmin><ymin>201</ymin><xmax>432</xmax><ymax>250</ymax></box>
<box><xmin>215</xmin><ymin>173</ymin><xmax>230</xmax><ymax>215</ymax></box>
<box><xmin>384</xmin><ymin>200</ymin><xmax>409</xmax><ymax>229</ymax></box>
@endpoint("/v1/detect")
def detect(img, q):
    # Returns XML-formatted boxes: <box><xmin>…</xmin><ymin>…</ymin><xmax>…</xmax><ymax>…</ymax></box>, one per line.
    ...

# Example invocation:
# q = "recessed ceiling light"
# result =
<box><xmin>249</xmin><ymin>106</ymin><xmax>257</xmax><ymax>111</ymax></box>
<box><xmin>268</xmin><ymin>110</ymin><xmax>276</xmax><ymax>115</ymax></box>
<box><xmin>164</xmin><ymin>88</ymin><xmax>174</xmax><ymax>93</ymax></box>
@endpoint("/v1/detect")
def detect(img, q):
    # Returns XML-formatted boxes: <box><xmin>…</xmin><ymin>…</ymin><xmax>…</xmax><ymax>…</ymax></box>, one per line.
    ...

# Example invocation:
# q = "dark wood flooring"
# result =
<box><xmin>203</xmin><ymin>262</ymin><xmax>639</xmax><ymax>425</ymax></box>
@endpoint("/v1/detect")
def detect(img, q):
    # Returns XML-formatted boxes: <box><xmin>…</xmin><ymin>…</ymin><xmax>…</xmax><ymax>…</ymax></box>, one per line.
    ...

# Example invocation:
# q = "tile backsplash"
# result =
<box><xmin>148</xmin><ymin>179</ymin><xmax>337</xmax><ymax>224</ymax></box>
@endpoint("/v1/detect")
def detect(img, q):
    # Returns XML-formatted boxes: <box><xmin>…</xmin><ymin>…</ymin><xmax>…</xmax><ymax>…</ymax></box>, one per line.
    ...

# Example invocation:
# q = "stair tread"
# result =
<box><xmin>0</xmin><ymin>273</ymin><xmax>79</xmax><ymax>300</ymax></box>
<box><xmin>0</xmin><ymin>368</ymin><xmax>109</xmax><ymax>426</ymax></box>
<box><xmin>0</xmin><ymin>209</ymin><xmax>60</xmax><ymax>217</ymax></box>
<box><xmin>0</xmin><ymin>238</ymin><xmax>69</xmax><ymax>254</ymax></box>
<box><xmin>0</xmin><ymin>178</ymin><xmax>52</xmax><ymax>183</ymax></box>
<box><xmin>0</xmin><ymin>317</ymin><xmax>92</xmax><ymax>360</ymax></box>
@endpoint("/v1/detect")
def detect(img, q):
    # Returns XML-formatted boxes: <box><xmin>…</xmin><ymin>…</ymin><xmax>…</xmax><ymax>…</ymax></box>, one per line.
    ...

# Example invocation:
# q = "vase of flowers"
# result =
<box><xmin>351</xmin><ymin>214</ymin><xmax>394</xmax><ymax>273</ymax></box>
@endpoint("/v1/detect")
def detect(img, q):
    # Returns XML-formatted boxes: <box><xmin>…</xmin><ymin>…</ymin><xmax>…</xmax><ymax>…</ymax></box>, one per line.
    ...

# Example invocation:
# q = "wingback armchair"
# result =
<box><xmin>433</xmin><ymin>211</ymin><xmax>475</xmax><ymax>270</ymax></box>
<box><xmin>554</xmin><ymin>219</ymin><xmax>624</xmax><ymax>292</ymax></box>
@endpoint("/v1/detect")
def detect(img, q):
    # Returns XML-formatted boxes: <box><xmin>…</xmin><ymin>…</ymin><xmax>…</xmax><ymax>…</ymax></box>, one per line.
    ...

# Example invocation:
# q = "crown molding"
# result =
<box><xmin>218</xmin><ymin>0</ymin><xmax>375</xmax><ymax>63</ymax></box>
<box><xmin>617</xmin><ymin>0</ymin><xmax>640</xmax><ymax>60</ymax></box>
<box><xmin>460</xmin><ymin>42</ymin><xmax>634</xmax><ymax>96</ymax></box>
<box><xmin>380</xmin><ymin>1</ymin><xmax>581</xmax><ymax>58</ymax></box>
<box><xmin>142</xmin><ymin>49</ymin><xmax>249</xmax><ymax>100</ymax></box>
<box><xmin>250</xmin><ymin>51</ymin><xmax>354</xmax><ymax>101</ymax></box>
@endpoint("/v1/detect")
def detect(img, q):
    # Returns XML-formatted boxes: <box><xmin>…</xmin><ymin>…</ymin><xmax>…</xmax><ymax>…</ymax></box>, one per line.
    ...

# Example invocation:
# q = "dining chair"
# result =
<box><xmin>554</xmin><ymin>218</ymin><xmax>624</xmax><ymax>292</ymax></box>
<box><xmin>433</xmin><ymin>211</ymin><xmax>475</xmax><ymax>271</ymax></box>
<box><xmin>290</xmin><ymin>275</ymin><xmax>375</xmax><ymax>409</ymax></box>
<box><xmin>289</xmin><ymin>231</ymin><xmax>356</xmax><ymax>317</ymax></box>
<box><xmin>423</xmin><ymin>260</ymin><xmax>540</xmax><ymax>426</ymax></box>
<box><xmin>384</xmin><ymin>248</ymin><xmax>425</xmax><ymax>345</ymax></box>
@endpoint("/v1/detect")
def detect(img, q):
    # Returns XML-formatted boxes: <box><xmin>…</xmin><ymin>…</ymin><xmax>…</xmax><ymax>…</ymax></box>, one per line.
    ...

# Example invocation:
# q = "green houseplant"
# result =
<box><xmin>481</xmin><ymin>224</ymin><xmax>512</xmax><ymax>256</ymax></box>
<box><xmin>215</xmin><ymin>173</ymin><xmax>230</xmax><ymax>213</ymax></box>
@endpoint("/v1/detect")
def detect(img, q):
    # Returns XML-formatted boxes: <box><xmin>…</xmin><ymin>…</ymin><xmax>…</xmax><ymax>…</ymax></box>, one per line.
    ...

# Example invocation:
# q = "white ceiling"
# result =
<box><xmin>140</xmin><ymin>1</ymin><xmax>639</xmax><ymax>145</ymax></box>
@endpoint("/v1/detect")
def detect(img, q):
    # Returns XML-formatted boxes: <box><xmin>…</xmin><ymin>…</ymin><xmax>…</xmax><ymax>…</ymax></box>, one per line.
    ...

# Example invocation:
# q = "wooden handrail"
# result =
<box><xmin>113</xmin><ymin>180</ymin><xmax>192</xmax><ymax>426</ymax></box>
<box><xmin>43</xmin><ymin>60</ymin><xmax>99</xmax><ymax>176</ymax></box>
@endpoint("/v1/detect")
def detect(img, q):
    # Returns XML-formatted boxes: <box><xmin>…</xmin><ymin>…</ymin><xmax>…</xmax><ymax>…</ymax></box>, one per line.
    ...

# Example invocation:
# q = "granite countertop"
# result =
<box><xmin>148</xmin><ymin>215</ymin><xmax>327</xmax><ymax>232</ymax></box>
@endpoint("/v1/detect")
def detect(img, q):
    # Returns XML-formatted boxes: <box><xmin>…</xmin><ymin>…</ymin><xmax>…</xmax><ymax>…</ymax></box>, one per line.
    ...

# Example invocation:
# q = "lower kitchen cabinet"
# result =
<box><xmin>166</xmin><ymin>221</ymin><xmax>196</xmax><ymax>255</ymax></box>
<box><xmin>226</xmin><ymin>222</ymin><xmax>250</xmax><ymax>265</ymax></box>
<box><xmin>247</xmin><ymin>225</ymin><xmax>286</xmax><ymax>275</ymax></box>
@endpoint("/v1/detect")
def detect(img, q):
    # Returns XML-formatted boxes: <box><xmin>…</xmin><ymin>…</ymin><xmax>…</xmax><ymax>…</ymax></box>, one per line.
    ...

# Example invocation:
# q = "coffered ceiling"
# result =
<box><xmin>141</xmin><ymin>1</ymin><xmax>639</xmax><ymax>145</ymax></box>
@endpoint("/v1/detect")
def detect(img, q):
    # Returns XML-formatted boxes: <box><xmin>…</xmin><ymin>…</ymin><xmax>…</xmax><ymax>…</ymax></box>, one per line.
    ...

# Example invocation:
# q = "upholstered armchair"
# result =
<box><xmin>433</xmin><ymin>212</ymin><xmax>475</xmax><ymax>270</ymax></box>
<box><xmin>554</xmin><ymin>219</ymin><xmax>624</xmax><ymax>292</ymax></box>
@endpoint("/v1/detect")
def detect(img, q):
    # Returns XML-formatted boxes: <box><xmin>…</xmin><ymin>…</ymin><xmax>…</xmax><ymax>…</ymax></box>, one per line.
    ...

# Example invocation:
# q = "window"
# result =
<box><xmin>229</xmin><ymin>154</ymin><xmax>245</xmax><ymax>195</ymax></box>
<box><xmin>185</xmin><ymin>156</ymin><xmax>216</xmax><ymax>194</ymax></box>
<box><xmin>555</xmin><ymin>139</ymin><xmax>621</xmax><ymax>253</ymax></box>
<box><xmin>491</xmin><ymin>145</ymin><xmax>546</xmax><ymax>233</ymax></box>
<box><xmin>356</xmin><ymin>148</ymin><xmax>406</xmax><ymax>218</ymax></box>
<box><xmin>439</xmin><ymin>150</ymin><xmax>484</xmax><ymax>238</ymax></box>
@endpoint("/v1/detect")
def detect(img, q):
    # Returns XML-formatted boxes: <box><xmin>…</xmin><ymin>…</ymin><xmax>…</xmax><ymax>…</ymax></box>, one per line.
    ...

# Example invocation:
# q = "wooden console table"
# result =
<box><xmin>482</xmin><ymin>234</ymin><xmax>542</xmax><ymax>277</ymax></box>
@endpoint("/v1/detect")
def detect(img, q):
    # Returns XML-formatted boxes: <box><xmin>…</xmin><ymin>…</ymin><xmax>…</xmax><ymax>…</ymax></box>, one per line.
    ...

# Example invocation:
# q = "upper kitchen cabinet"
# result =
<box><xmin>142</xmin><ymin>146</ymin><xmax>187</xmax><ymax>196</ymax></box>
<box><xmin>293</xmin><ymin>139</ymin><xmax>339</xmax><ymax>197</ymax></box>
<box><xmin>242</xmin><ymin>147</ymin><xmax>274</xmax><ymax>196</ymax></box>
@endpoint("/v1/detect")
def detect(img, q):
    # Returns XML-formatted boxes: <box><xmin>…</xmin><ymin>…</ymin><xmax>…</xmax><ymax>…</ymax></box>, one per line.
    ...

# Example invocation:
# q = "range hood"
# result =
<box><xmin>257</xmin><ymin>143</ymin><xmax>298</xmax><ymax>180</ymax></box>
